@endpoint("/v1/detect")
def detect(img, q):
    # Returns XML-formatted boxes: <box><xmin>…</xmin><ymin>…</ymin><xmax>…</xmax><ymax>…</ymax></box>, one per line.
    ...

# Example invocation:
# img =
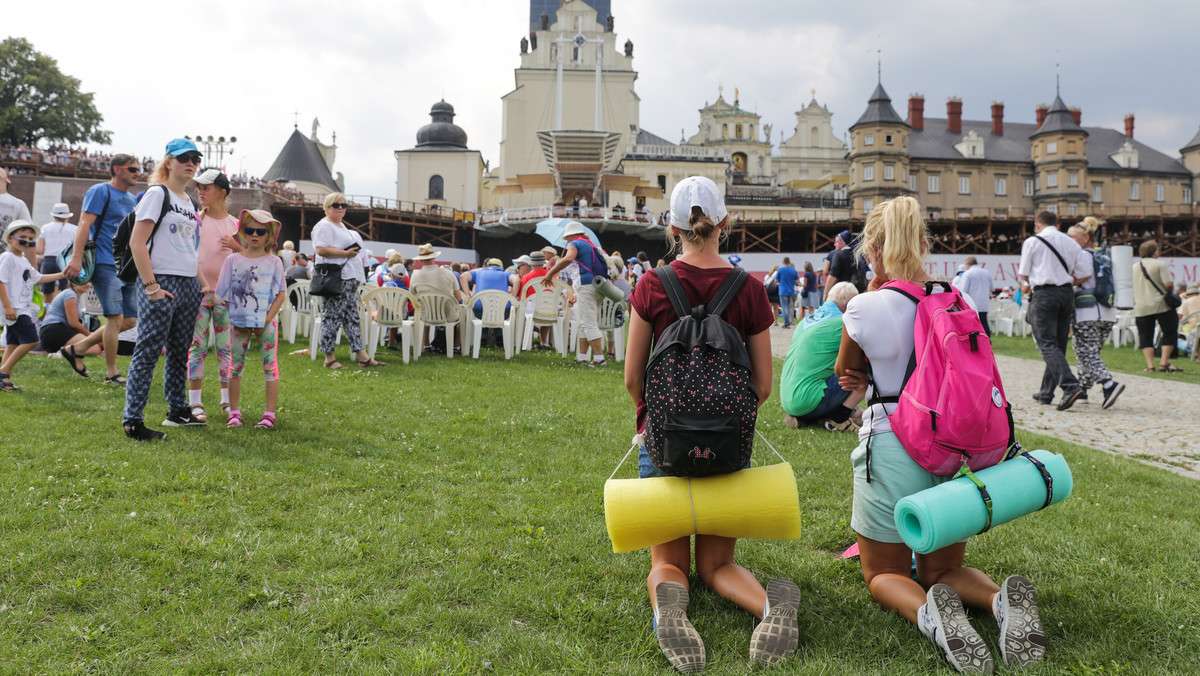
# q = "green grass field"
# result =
<box><xmin>1</xmin><ymin>344</ymin><xmax>1197</xmax><ymax>674</ymax></box>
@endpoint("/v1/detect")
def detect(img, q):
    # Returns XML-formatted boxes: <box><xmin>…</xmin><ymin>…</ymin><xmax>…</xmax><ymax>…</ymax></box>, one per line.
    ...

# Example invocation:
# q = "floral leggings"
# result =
<box><xmin>319</xmin><ymin>278</ymin><xmax>364</xmax><ymax>353</ymax></box>
<box><xmin>1072</xmin><ymin>319</ymin><xmax>1114</xmax><ymax>390</ymax></box>
<box><xmin>188</xmin><ymin>294</ymin><xmax>232</xmax><ymax>382</ymax></box>
<box><xmin>231</xmin><ymin>320</ymin><xmax>280</xmax><ymax>382</ymax></box>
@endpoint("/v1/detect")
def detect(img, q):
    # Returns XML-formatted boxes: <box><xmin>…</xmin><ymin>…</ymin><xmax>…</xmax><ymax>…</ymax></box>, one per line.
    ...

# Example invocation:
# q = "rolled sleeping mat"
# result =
<box><xmin>893</xmin><ymin>450</ymin><xmax>1072</xmax><ymax>554</ymax></box>
<box><xmin>1110</xmin><ymin>245</ymin><xmax>1135</xmax><ymax>310</ymax></box>
<box><xmin>604</xmin><ymin>462</ymin><xmax>802</xmax><ymax>553</ymax></box>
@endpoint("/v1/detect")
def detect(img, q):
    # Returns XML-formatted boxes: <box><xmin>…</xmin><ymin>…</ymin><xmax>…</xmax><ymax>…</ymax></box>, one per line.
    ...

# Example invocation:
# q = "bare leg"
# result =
<box><xmin>647</xmin><ymin>537</ymin><xmax>692</xmax><ymax>605</ymax></box>
<box><xmin>1</xmin><ymin>343</ymin><xmax>36</xmax><ymax>374</ymax></box>
<box><xmin>227</xmin><ymin>377</ymin><xmax>241</xmax><ymax>413</ymax></box>
<box><xmin>695</xmin><ymin>534</ymin><xmax>767</xmax><ymax>619</ymax></box>
<box><xmin>1143</xmin><ymin>346</ymin><xmax>1156</xmax><ymax>370</ymax></box>
<box><xmin>1159</xmin><ymin>344</ymin><xmax>1175</xmax><ymax>369</ymax></box>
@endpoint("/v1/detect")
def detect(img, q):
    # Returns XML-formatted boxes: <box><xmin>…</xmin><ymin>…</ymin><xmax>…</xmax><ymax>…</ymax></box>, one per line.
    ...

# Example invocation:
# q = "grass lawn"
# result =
<box><xmin>989</xmin><ymin>332</ymin><xmax>1199</xmax><ymax>386</ymax></box>
<box><xmin>1</xmin><ymin>343</ymin><xmax>1197</xmax><ymax>674</ymax></box>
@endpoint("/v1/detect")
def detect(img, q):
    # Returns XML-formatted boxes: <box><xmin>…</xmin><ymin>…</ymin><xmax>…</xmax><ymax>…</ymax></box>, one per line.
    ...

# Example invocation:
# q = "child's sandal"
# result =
<box><xmin>190</xmin><ymin>404</ymin><xmax>207</xmax><ymax>423</ymax></box>
<box><xmin>254</xmin><ymin>413</ymin><xmax>276</xmax><ymax>430</ymax></box>
<box><xmin>0</xmin><ymin>372</ymin><xmax>18</xmax><ymax>391</ymax></box>
<box><xmin>226</xmin><ymin>410</ymin><xmax>243</xmax><ymax>428</ymax></box>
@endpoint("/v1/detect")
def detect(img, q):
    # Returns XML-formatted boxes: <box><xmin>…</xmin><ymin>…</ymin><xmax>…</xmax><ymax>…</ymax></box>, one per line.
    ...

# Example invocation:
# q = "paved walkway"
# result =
<box><xmin>768</xmin><ymin>323</ymin><xmax>1200</xmax><ymax>480</ymax></box>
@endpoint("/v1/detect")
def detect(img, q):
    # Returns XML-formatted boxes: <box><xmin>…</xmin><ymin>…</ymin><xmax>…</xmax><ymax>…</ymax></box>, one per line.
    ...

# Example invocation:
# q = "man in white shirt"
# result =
<box><xmin>959</xmin><ymin>256</ymin><xmax>995</xmax><ymax>336</ymax></box>
<box><xmin>0</xmin><ymin>168</ymin><xmax>33</xmax><ymax>261</ymax></box>
<box><xmin>1018</xmin><ymin>211</ymin><xmax>1086</xmax><ymax>410</ymax></box>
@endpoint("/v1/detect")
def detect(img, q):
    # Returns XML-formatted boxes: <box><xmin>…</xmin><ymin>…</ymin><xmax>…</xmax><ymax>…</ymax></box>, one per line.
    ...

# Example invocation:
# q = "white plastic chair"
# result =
<box><xmin>467</xmin><ymin>290</ymin><xmax>520</xmax><ymax>359</ymax></box>
<box><xmin>411</xmin><ymin>290</ymin><xmax>464</xmax><ymax>359</ymax></box>
<box><xmin>364</xmin><ymin>286</ymin><xmax>419</xmax><ymax>363</ymax></box>
<box><xmin>519</xmin><ymin>278</ymin><xmax>570</xmax><ymax>357</ymax></box>
<box><xmin>357</xmin><ymin>283</ymin><xmax>378</xmax><ymax>345</ymax></box>
<box><xmin>1111</xmin><ymin>310</ymin><xmax>1136</xmax><ymax>348</ymax></box>
<box><xmin>598</xmin><ymin>297</ymin><xmax>628</xmax><ymax>362</ymax></box>
<box><xmin>1180</xmin><ymin>311</ymin><xmax>1199</xmax><ymax>361</ymax></box>
<box><xmin>283</xmin><ymin>280</ymin><xmax>314</xmax><ymax>344</ymax></box>
<box><xmin>989</xmin><ymin>300</ymin><xmax>1017</xmax><ymax>337</ymax></box>
<box><xmin>308</xmin><ymin>295</ymin><xmax>324</xmax><ymax>359</ymax></box>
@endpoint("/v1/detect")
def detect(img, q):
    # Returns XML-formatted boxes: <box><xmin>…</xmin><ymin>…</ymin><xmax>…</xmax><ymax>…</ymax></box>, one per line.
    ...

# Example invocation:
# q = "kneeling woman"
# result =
<box><xmin>835</xmin><ymin>196</ymin><xmax>1044</xmax><ymax>674</ymax></box>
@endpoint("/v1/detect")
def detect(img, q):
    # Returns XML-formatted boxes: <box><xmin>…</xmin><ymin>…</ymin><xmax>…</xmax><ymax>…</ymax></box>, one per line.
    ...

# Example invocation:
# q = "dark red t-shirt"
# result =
<box><xmin>630</xmin><ymin>260</ymin><xmax>773</xmax><ymax>431</ymax></box>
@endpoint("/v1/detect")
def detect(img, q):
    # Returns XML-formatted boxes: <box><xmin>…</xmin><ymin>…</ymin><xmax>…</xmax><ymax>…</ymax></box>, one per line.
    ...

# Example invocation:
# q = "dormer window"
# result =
<box><xmin>954</xmin><ymin>129</ymin><xmax>984</xmax><ymax>159</ymax></box>
<box><xmin>1111</xmin><ymin>140</ymin><xmax>1139</xmax><ymax>169</ymax></box>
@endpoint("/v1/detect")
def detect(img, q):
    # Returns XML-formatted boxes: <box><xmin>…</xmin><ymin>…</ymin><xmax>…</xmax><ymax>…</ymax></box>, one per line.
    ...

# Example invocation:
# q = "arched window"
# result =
<box><xmin>736</xmin><ymin>123</ymin><xmax>744</xmax><ymax>139</ymax></box>
<box><xmin>428</xmin><ymin>175</ymin><xmax>444</xmax><ymax>200</ymax></box>
<box><xmin>722</xmin><ymin>123</ymin><xmax>728</xmax><ymax>139</ymax></box>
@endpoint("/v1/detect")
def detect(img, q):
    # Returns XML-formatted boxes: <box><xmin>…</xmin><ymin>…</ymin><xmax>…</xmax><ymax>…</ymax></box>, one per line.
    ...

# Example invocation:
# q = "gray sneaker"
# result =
<box><xmin>750</xmin><ymin>578</ymin><xmax>801</xmax><ymax>665</ymax></box>
<box><xmin>996</xmin><ymin>575</ymin><xmax>1046</xmax><ymax>668</ymax></box>
<box><xmin>922</xmin><ymin>584</ymin><xmax>994</xmax><ymax>674</ymax></box>
<box><xmin>654</xmin><ymin>582</ymin><xmax>704</xmax><ymax>673</ymax></box>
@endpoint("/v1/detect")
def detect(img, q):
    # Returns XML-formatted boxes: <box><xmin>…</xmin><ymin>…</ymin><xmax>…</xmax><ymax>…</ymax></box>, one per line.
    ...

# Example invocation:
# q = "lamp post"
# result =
<box><xmin>184</xmin><ymin>134</ymin><xmax>238</xmax><ymax>169</ymax></box>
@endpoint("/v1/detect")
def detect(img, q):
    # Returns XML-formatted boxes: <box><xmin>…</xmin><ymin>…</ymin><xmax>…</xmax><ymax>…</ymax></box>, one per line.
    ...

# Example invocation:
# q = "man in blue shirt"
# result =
<box><xmin>775</xmin><ymin>257</ymin><xmax>799</xmax><ymax>328</ymax></box>
<box><xmin>62</xmin><ymin>154</ymin><xmax>141</xmax><ymax>385</ymax></box>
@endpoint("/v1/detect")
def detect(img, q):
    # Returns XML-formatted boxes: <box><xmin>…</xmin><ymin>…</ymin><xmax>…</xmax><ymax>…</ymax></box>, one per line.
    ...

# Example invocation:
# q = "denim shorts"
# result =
<box><xmin>91</xmin><ymin>263</ymin><xmax>138</xmax><ymax>318</ymax></box>
<box><xmin>4</xmin><ymin>315</ymin><xmax>39</xmax><ymax>346</ymax></box>
<box><xmin>39</xmin><ymin>257</ymin><xmax>67</xmax><ymax>293</ymax></box>
<box><xmin>794</xmin><ymin>373</ymin><xmax>852</xmax><ymax>422</ymax></box>
<box><xmin>850</xmin><ymin>430</ymin><xmax>957</xmax><ymax>543</ymax></box>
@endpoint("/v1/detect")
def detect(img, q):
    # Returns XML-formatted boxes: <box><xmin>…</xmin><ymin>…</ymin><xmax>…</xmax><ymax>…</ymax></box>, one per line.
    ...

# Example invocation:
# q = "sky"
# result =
<box><xmin>8</xmin><ymin>0</ymin><xmax>1200</xmax><ymax>200</ymax></box>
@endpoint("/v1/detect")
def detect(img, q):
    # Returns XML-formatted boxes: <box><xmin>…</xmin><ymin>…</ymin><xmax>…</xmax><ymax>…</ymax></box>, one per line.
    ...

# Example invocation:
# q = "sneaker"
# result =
<box><xmin>654</xmin><ymin>582</ymin><xmax>705</xmax><ymax>673</ymax></box>
<box><xmin>750</xmin><ymin>578</ymin><xmax>801</xmax><ymax>665</ymax></box>
<box><xmin>1056</xmin><ymin>388</ymin><xmax>1083</xmax><ymax>411</ymax></box>
<box><xmin>824</xmin><ymin>418</ymin><xmax>860</xmax><ymax>433</ymax></box>
<box><xmin>995</xmin><ymin>575</ymin><xmax>1045</xmax><ymax>668</ymax></box>
<box><xmin>591</xmin><ymin>358</ymin><xmax>607</xmax><ymax>368</ymax></box>
<box><xmin>1031</xmin><ymin>394</ymin><xmax>1052</xmax><ymax>405</ymax></box>
<box><xmin>921</xmin><ymin>584</ymin><xmax>994</xmax><ymax>674</ymax></box>
<box><xmin>1076</xmin><ymin>389</ymin><xmax>1089</xmax><ymax>402</ymax></box>
<box><xmin>1101</xmin><ymin>381</ymin><xmax>1125</xmax><ymax>410</ymax></box>
<box><xmin>124</xmin><ymin>421</ymin><xmax>166</xmax><ymax>441</ymax></box>
<box><xmin>783</xmin><ymin>414</ymin><xmax>800</xmax><ymax>429</ymax></box>
<box><xmin>163</xmin><ymin>407</ymin><xmax>208</xmax><ymax>427</ymax></box>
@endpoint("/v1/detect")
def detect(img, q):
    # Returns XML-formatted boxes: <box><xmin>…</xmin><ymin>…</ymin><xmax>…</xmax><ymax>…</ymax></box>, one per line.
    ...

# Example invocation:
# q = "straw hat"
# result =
<box><xmin>414</xmin><ymin>243</ymin><xmax>441</xmax><ymax>260</ymax></box>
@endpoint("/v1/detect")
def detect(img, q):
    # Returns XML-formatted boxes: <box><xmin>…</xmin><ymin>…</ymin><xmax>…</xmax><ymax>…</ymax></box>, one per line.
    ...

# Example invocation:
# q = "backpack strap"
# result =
<box><xmin>653</xmin><ymin>265</ymin><xmax>692</xmax><ymax>320</ymax></box>
<box><xmin>146</xmin><ymin>184</ymin><xmax>173</xmax><ymax>255</ymax></box>
<box><xmin>707</xmin><ymin>267</ymin><xmax>748</xmax><ymax>318</ymax></box>
<box><xmin>88</xmin><ymin>184</ymin><xmax>113</xmax><ymax>241</ymax></box>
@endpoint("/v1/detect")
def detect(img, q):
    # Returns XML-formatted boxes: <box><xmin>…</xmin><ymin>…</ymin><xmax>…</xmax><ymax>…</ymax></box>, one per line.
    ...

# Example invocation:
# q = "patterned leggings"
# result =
<box><xmin>187</xmin><ymin>294</ymin><xmax>232</xmax><ymax>382</ymax></box>
<box><xmin>231</xmin><ymin>320</ymin><xmax>280</xmax><ymax>382</ymax></box>
<box><xmin>1073</xmin><ymin>319</ymin><xmax>1114</xmax><ymax>390</ymax></box>
<box><xmin>124</xmin><ymin>275</ymin><xmax>202</xmax><ymax>424</ymax></box>
<box><xmin>319</xmin><ymin>278</ymin><xmax>364</xmax><ymax>353</ymax></box>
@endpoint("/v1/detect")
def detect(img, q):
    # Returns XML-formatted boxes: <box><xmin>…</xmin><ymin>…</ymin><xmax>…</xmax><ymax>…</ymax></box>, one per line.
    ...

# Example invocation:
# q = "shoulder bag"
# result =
<box><xmin>1139</xmin><ymin>262</ymin><xmax>1181</xmax><ymax>309</ymax></box>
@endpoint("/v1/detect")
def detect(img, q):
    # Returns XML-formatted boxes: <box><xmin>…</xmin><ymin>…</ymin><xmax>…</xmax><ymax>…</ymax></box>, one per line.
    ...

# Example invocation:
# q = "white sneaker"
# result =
<box><xmin>922</xmin><ymin>584</ymin><xmax>994</xmax><ymax>674</ymax></box>
<box><xmin>995</xmin><ymin>575</ymin><xmax>1046</xmax><ymax>668</ymax></box>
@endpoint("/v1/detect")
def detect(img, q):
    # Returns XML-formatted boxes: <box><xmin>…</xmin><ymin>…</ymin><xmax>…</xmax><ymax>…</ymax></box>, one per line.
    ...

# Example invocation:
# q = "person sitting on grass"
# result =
<box><xmin>780</xmin><ymin>281</ymin><xmax>865</xmax><ymax>433</ymax></box>
<box><xmin>41</xmin><ymin>279</ymin><xmax>102</xmax><ymax>376</ymax></box>
<box><xmin>215</xmin><ymin>210</ymin><xmax>287</xmax><ymax>430</ymax></box>
<box><xmin>1</xmin><ymin>220</ymin><xmax>68</xmax><ymax>390</ymax></box>
<box><xmin>836</xmin><ymin>196</ymin><xmax>1045</xmax><ymax>674</ymax></box>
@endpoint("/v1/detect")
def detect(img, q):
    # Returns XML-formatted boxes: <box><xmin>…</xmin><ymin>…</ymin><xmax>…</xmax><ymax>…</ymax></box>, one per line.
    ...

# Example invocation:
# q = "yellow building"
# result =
<box><xmin>394</xmin><ymin>101</ymin><xmax>485</xmax><ymax>213</ymax></box>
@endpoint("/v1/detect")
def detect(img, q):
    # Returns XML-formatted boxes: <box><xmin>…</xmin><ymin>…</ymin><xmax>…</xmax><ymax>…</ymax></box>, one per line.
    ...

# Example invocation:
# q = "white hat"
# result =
<box><xmin>561</xmin><ymin>221</ymin><xmax>587</xmax><ymax>238</ymax></box>
<box><xmin>4</xmin><ymin>219</ymin><xmax>40</xmax><ymax>242</ymax></box>
<box><xmin>50</xmin><ymin>203</ymin><xmax>74</xmax><ymax>219</ymax></box>
<box><xmin>512</xmin><ymin>254</ymin><xmax>533</xmax><ymax>266</ymax></box>
<box><xmin>670</xmin><ymin>176</ymin><xmax>727</xmax><ymax>231</ymax></box>
<box><xmin>385</xmin><ymin>248</ymin><xmax>397</xmax><ymax>259</ymax></box>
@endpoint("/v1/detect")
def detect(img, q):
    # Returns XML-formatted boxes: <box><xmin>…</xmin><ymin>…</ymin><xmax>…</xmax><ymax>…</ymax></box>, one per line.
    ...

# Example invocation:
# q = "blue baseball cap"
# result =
<box><xmin>165</xmin><ymin>138</ymin><xmax>199</xmax><ymax>156</ymax></box>
<box><xmin>727</xmin><ymin>254</ymin><xmax>742</xmax><ymax>265</ymax></box>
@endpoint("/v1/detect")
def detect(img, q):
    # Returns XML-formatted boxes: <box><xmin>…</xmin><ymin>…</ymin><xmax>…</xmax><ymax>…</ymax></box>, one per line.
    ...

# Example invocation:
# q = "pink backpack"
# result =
<box><xmin>868</xmin><ymin>280</ymin><xmax>1015</xmax><ymax>477</ymax></box>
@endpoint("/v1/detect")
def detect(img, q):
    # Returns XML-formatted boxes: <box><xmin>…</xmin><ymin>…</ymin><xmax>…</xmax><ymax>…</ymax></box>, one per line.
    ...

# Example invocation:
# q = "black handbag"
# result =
<box><xmin>309</xmin><ymin>263</ymin><xmax>344</xmax><ymax>297</ymax></box>
<box><xmin>1139</xmin><ymin>262</ymin><xmax>1181</xmax><ymax>309</ymax></box>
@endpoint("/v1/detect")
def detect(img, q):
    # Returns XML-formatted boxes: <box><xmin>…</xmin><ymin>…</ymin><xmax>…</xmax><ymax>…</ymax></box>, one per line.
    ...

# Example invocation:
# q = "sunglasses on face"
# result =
<box><xmin>242</xmin><ymin>227</ymin><xmax>270</xmax><ymax>236</ymax></box>
<box><xmin>329</xmin><ymin>203</ymin><xmax>348</xmax><ymax>209</ymax></box>
<box><xmin>175</xmin><ymin>154</ymin><xmax>202</xmax><ymax>165</ymax></box>
<box><xmin>115</xmin><ymin>165</ymin><xmax>141</xmax><ymax>174</ymax></box>
<box><xmin>14</xmin><ymin>238</ymin><xmax>36</xmax><ymax>248</ymax></box>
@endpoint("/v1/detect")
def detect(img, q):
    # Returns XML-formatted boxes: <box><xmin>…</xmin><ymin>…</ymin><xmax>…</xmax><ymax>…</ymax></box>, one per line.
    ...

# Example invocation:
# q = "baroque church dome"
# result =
<box><xmin>416</xmin><ymin>100</ymin><xmax>468</xmax><ymax>149</ymax></box>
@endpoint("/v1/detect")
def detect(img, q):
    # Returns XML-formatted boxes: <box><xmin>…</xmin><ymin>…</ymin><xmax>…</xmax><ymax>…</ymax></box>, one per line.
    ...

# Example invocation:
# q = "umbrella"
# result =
<box><xmin>535</xmin><ymin>218</ymin><xmax>602</xmax><ymax>250</ymax></box>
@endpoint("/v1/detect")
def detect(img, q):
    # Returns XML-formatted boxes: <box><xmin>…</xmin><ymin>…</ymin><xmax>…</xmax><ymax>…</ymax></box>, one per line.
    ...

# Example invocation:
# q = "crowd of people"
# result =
<box><xmin>1</xmin><ymin>144</ymin><xmax>157</xmax><ymax>177</ymax></box>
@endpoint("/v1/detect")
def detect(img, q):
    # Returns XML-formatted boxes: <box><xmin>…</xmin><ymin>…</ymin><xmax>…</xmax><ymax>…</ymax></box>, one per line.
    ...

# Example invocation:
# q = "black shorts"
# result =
<box><xmin>4</xmin><ymin>315</ymin><xmax>39</xmax><ymax>346</ymax></box>
<box><xmin>38</xmin><ymin>322</ymin><xmax>80</xmax><ymax>353</ymax></box>
<box><xmin>1135</xmin><ymin>310</ymin><xmax>1179</xmax><ymax>349</ymax></box>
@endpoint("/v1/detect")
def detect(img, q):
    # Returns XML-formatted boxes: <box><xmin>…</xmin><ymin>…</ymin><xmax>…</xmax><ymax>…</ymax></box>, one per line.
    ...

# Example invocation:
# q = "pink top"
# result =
<box><xmin>197</xmin><ymin>213</ymin><xmax>239</xmax><ymax>286</ymax></box>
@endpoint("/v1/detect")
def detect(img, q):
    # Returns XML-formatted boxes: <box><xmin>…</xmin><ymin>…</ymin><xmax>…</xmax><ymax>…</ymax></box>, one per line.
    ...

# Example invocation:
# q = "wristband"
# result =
<box><xmin>143</xmin><ymin>279</ymin><xmax>158</xmax><ymax>288</ymax></box>
<box><xmin>146</xmin><ymin>284</ymin><xmax>161</xmax><ymax>294</ymax></box>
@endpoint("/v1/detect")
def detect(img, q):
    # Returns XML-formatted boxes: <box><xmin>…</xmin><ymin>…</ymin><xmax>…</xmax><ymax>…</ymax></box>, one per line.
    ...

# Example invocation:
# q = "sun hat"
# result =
<box><xmin>238</xmin><ymin>209</ymin><xmax>280</xmax><ymax>242</ymax></box>
<box><xmin>194</xmin><ymin>168</ymin><xmax>230</xmax><ymax>191</ymax></box>
<box><xmin>513</xmin><ymin>254</ymin><xmax>533</xmax><ymax>266</ymax></box>
<box><xmin>540</xmin><ymin>246</ymin><xmax>558</xmax><ymax>258</ymax></box>
<box><xmin>414</xmin><ymin>243</ymin><xmax>442</xmax><ymax>260</ymax></box>
<box><xmin>50</xmin><ymin>203</ymin><xmax>74</xmax><ymax>219</ymax></box>
<box><xmin>164</xmin><ymin>138</ymin><xmax>199</xmax><ymax>157</ymax></box>
<box><xmin>669</xmin><ymin>176</ymin><xmax>727</xmax><ymax>231</ymax></box>
<box><xmin>529</xmin><ymin>251</ymin><xmax>547</xmax><ymax>266</ymax></box>
<box><xmin>4</xmin><ymin>219</ymin><xmax>40</xmax><ymax>242</ymax></box>
<box><xmin>561</xmin><ymin>221</ymin><xmax>587</xmax><ymax>238</ymax></box>
<box><xmin>485</xmin><ymin>257</ymin><xmax>503</xmax><ymax>267</ymax></box>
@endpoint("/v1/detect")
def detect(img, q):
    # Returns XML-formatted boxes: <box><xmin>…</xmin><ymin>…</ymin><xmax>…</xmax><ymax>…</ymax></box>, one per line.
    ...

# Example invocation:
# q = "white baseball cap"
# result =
<box><xmin>670</xmin><ymin>176</ymin><xmax>727</xmax><ymax>231</ymax></box>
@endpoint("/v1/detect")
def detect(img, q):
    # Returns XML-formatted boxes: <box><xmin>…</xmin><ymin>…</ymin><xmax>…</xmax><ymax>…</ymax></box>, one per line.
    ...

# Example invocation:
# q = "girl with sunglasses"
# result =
<box><xmin>122</xmin><ymin>139</ymin><xmax>208</xmax><ymax>441</ymax></box>
<box><xmin>1</xmin><ymin>220</ymin><xmax>68</xmax><ymax>390</ymax></box>
<box><xmin>215</xmin><ymin>210</ymin><xmax>287</xmax><ymax>429</ymax></box>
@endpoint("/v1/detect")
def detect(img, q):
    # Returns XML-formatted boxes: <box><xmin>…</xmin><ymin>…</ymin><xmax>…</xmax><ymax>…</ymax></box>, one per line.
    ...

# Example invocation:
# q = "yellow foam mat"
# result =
<box><xmin>603</xmin><ymin>463</ymin><xmax>802</xmax><ymax>553</ymax></box>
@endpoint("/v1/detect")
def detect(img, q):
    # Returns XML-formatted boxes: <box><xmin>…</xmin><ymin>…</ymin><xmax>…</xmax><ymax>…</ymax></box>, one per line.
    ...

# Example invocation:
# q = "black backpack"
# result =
<box><xmin>113</xmin><ymin>185</ymin><xmax>197</xmax><ymax>283</ymax></box>
<box><xmin>643</xmin><ymin>265</ymin><xmax>758</xmax><ymax>477</ymax></box>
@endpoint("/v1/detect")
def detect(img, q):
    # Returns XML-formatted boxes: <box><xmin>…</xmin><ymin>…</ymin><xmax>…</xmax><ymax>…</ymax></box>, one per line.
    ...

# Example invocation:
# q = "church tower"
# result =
<box><xmin>847</xmin><ymin>81</ymin><xmax>911</xmax><ymax>216</ymax></box>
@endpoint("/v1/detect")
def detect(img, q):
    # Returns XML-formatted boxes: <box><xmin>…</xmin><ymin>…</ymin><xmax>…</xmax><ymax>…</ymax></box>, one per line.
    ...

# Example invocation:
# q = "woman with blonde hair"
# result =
<box><xmin>312</xmin><ymin>192</ymin><xmax>383</xmax><ymax>369</ymax></box>
<box><xmin>835</xmin><ymin>196</ymin><xmax>1045</xmax><ymax>673</ymax></box>
<box><xmin>1066</xmin><ymin>217</ymin><xmax>1124</xmax><ymax>407</ymax></box>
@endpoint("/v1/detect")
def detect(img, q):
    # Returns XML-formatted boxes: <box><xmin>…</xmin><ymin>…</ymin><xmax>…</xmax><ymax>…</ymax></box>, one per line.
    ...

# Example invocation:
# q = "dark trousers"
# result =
<box><xmin>977</xmin><ymin>311</ymin><xmax>991</xmax><ymax>337</ymax></box>
<box><xmin>1028</xmin><ymin>285</ymin><xmax>1079</xmax><ymax>400</ymax></box>
<box><xmin>124</xmin><ymin>275</ymin><xmax>202</xmax><ymax>424</ymax></box>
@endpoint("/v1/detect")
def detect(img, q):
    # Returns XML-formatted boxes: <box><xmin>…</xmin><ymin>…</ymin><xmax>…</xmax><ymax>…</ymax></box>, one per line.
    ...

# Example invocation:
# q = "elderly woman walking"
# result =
<box><xmin>312</xmin><ymin>192</ymin><xmax>383</xmax><ymax>369</ymax></box>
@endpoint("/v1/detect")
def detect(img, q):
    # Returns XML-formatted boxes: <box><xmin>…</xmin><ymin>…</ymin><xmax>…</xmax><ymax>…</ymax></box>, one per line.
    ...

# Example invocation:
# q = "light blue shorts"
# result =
<box><xmin>91</xmin><ymin>263</ymin><xmax>138</xmax><ymax>318</ymax></box>
<box><xmin>851</xmin><ymin>430</ymin><xmax>956</xmax><ymax>543</ymax></box>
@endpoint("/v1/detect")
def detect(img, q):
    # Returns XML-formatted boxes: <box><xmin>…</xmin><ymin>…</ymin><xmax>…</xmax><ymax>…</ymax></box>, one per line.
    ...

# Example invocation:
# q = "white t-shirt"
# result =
<box><xmin>311</xmin><ymin>218</ymin><xmax>366</xmax><ymax>282</ymax></box>
<box><xmin>40</xmin><ymin>220</ymin><xmax>79</xmax><ymax>258</ymax></box>
<box><xmin>0</xmin><ymin>250</ymin><xmax>41</xmax><ymax>324</ymax></box>
<box><xmin>1073</xmin><ymin>249</ymin><xmax>1117</xmax><ymax>324</ymax></box>
<box><xmin>0</xmin><ymin>193</ymin><xmax>32</xmax><ymax>231</ymax></box>
<box><xmin>133</xmin><ymin>185</ymin><xmax>199</xmax><ymax>277</ymax></box>
<box><xmin>843</xmin><ymin>283</ymin><xmax>978</xmax><ymax>440</ymax></box>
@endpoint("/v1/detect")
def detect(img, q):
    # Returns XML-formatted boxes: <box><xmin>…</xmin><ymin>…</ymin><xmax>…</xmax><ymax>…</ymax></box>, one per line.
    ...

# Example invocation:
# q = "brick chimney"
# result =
<box><xmin>908</xmin><ymin>94</ymin><xmax>925</xmax><ymax>131</ymax></box>
<box><xmin>1035</xmin><ymin>104</ymin><xmax>1049</xmax><ymax>128</ymax></box>
<box><xmin>1068</xmin><ymin>107</ymin><xmax>1082</xmax><ymax>126</ymax></box>
<box><xmin>946</xmin><ymin>97</ymin><xmax>962</xmax><ymax>133</ymax></box>
<box><xmin>1124</xmin><ymin>113</ymin><xmax>1135</xmax><ymax>138</ymax></box>
<box><xmin>991</xmin><ymin>101</ymin><xmax>1004</xmax><ymax>135</ymax></box>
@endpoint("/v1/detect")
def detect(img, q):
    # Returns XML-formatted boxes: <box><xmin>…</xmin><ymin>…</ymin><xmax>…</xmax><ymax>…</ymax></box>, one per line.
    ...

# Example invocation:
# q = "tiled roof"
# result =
<box><xmin>262</xmin><ymin>129</ymin><xmax>339</xmax><ymax>191</ymax></box>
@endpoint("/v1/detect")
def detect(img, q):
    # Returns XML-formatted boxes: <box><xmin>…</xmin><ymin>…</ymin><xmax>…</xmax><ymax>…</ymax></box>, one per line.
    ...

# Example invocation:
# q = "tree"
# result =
<box><xmin>0</xmin><ymin>37</ymin><xmax>111</xmax><ymax>146</ymax></box>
